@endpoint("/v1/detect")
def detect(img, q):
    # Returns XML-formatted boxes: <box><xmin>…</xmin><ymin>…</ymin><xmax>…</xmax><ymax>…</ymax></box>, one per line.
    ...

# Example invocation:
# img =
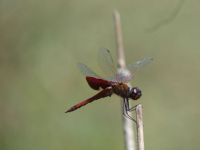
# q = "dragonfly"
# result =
<box><xmin>65</xmin><ymin>48</ymin><xmax>153</xmax><ymax>121</ymax></box>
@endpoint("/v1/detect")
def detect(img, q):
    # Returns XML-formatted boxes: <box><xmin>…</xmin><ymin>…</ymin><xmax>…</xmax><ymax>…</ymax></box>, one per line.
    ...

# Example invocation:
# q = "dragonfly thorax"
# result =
<box><xmin>112</xmin><ymin>83</ymin><xmax>141</xmax><ymax>100</ymax></box>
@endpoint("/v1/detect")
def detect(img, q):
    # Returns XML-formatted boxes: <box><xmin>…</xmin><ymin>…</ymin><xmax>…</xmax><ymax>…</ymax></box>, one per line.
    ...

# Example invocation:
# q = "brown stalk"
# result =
<box><xmin>113</xmin><ymin>10</ymin><xmax>145</xmax><ymax>150</ymax></box>
<box><xmin>113</xmin><ymin>10</ymin><xmax>135</xmax><ymax>150</ymax></box>
<box><xmin>136</xmin><ymin>104</ymin><xmax>145</xmax><ymax>150</ymax></box>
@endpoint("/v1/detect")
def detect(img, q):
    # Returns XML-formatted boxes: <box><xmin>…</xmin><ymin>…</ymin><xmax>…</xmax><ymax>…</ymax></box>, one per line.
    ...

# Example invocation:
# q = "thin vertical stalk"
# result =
<box><xmin>136</xmin><ymin>104</ymin><xmax>145</xmax><ymax>150</ymax></box>
<box><xmin>113</xmin><ymin>10</ymin><xmax>136</xmax><ymax>150</ymax></box>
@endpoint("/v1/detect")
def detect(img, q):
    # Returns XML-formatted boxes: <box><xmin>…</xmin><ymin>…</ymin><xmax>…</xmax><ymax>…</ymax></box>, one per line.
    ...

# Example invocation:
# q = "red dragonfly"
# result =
<box><xmin>65</xmin><ymin>49</ymin><xmax>152</xmax><ymax>121</ymax></box>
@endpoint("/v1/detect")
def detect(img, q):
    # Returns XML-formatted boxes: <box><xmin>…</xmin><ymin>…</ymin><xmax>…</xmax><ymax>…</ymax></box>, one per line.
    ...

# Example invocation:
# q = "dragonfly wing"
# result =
<box><xmin>65</xmin><ymin>87</ymin><xmax>113</xmax><ymax>113</ymax></box>
<box><xmin>77</xmin><ymin>63</ymin><xmax>100</xmax><ymax>78</ymax></box>
<box><xmin>86</xmin><ymin>76</ymin><xmax>113</xmax><ymax>90</ymax></box>
<box><xmin>127</xmin><ymin>57</ymin><xmax>153</xmax><ymax>78</ymax></box>
<box><xmin>98</xmin><ymin>48</ymin><xmax>117</xmax><ymax>79</ymax></box>
<box><xmin>116</xmin><ymin>57</ymin><xmax>153</xmax><ymax>83</ymax></box>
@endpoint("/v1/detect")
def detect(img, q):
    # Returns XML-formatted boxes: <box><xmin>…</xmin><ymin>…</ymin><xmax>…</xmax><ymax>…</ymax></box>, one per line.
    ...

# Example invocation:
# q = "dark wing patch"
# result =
<box><xmin>86</xmin><ymin>76</ymin><xmax>113</xmax><ymax>90</ymax></box>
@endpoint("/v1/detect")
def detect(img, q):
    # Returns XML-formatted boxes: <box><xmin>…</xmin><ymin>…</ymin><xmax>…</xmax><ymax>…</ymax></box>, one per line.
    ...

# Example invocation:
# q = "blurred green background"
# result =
<box><xmin>1</xmin><ymin>0</ymin><xmax>200</xmax><ymax>150</ymax></box>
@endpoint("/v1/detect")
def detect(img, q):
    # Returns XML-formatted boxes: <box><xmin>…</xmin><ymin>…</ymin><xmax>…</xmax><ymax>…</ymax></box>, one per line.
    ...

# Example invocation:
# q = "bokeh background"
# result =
<box><xmin>1</xmin><ymin>0</ymin><xmax>200</xmax><ymax>150</ymax></box>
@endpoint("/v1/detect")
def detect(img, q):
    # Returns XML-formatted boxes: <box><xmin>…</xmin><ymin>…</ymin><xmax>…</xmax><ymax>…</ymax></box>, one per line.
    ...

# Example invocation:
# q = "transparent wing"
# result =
<box><xmin>97</xmin><ymin>48</ymin><xmax>117</xmax><ymax>79</ymax></box>
<box><xmin>113</xmin><ymin>57</ymin><xmax>153</xmax><ymax>83</ymax></box>
<box><xmin>127</xmin><ymin>57</ymin><xmax>153</xmax><ymax>75</ymax></box>
<box><xmin>77</xmin><ymin>63</ymin><xmax>100</xmax><ymax>78</ymax></box>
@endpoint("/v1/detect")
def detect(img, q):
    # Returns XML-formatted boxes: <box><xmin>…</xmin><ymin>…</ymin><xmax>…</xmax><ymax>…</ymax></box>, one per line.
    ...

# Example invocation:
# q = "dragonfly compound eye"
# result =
<box><xmin>130</xmin><ymin>87</ymin><xmax>142</xmax><ymax>100</ymax></box>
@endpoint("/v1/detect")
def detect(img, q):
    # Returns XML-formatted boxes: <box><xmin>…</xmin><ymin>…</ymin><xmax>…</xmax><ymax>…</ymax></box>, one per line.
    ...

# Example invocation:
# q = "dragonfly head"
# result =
<box><xmin>129</xmin><ymin>87</ymin><xmax>142</xmax><ymax>100</ymax></box>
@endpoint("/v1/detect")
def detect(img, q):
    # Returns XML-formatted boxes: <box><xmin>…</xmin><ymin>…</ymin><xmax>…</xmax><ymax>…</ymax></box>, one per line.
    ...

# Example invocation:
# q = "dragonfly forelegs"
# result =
<box><xmin>127</xmin><ymin>105</ymin><xmax>137</xmax><ymax>112</ymax></box>
<box><xmin>122</xmin><ymin>98</ymin><xmax>136</xmax><ymax>123</ymax></box>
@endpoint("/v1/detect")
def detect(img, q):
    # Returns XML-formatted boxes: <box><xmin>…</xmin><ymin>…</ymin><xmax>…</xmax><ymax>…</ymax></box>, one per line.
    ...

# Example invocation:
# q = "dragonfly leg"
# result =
<box><xmin>122</xmin><ymin>109</ymin><xmax>132</xmax><ymax>122</ymax></box>
<box><xmin>122</xmin><ymin>100</ymin><xmax>129</xmax><ymax>118</ymax></box>
<box><xmin>123</xmin><ymin>98</ymin><xmax>136</xmax><ymax>123</ymax></box>
<box><xmin>127</xmin><ymin>105</ymin><xmax>137</xmax><ymax>112</ymax></box>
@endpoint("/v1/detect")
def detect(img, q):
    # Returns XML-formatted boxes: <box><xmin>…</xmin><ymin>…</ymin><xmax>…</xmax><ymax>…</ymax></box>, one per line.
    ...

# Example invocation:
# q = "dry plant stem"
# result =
<box><xmin>113</xmin><ymin>11</ymin><xmax>125</xmax><ymax>68</ymax></box>
<box><xmin>136</xmin><ymin>104</ymin><xmax>145</xmax><ymax>150</ymax></box>
<box><xmin>113</xmin><ymin>10</ymin><xmax>136</xmax><ymax>150</ymax></box>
